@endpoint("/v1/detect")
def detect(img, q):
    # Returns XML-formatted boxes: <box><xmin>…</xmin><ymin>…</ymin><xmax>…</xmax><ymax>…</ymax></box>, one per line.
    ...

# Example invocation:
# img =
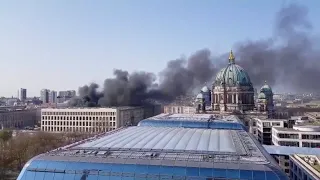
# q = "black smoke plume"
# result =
<box><xmin>70</xmin><ymin>3</ymin><xmax>320</xmax><ymax>107</ymax></box>
<box><xmin>236</xmin><ymin>3</ymin><xmax>320</xmax><ymax>91</ymax></box>
<box><xmin>69</xmin><ymin>49</ymin><xmax>216</xmax><ymax>107</ymax></box>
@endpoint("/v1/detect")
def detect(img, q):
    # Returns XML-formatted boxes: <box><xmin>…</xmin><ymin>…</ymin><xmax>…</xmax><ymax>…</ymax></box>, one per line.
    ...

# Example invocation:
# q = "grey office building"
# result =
<box><xmin>20</xmin><ymin>88</ymin><xmax>27</xmax><ymax>101</ymax></box>
<box><xmin>49</xmin><ymin>91</ymin><xmax>57</xmax><ymax>103</ymax></box>
<box><xmin>40</xmin><ymin>89</ymin><xmax>50</xmax><ymax>104</ymax></box>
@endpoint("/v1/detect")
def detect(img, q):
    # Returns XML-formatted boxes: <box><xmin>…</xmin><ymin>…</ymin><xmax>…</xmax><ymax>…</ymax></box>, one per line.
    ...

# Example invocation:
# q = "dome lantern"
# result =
<box><xmin>228</xmin><ymin>50</ymin><xmax>235</xmax><ymax>64</ymax></box>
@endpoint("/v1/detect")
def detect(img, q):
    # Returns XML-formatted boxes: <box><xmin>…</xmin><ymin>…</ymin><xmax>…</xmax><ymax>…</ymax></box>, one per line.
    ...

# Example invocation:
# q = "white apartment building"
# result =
<box><xmin>254</xmin><ymin>117</ymin><xmax>287</xmax><ymax>145</ymax></box>
<box><xmin>41</xmin><ymin>106</ymin><xmax>158</xmax><ymax>133</ymax></box>
<box><xmin>164</xmin><ymin>105</ymin><xmax>196</xmax><ymax>114</ymax></box>
<box><xmin>272</xmin><ymin>125</ymin><xmax>320</xmax><ymax>148</ymax></box>
<box><xmin>290</xmin><ymin>154</ymin><xmax>320</xmax><ymax>180</ymax></box>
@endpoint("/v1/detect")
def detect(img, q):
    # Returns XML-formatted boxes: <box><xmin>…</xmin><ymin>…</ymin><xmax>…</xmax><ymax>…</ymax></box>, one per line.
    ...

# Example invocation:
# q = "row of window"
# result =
<box><xmin>42</xmin><ymin>116</ymin><xmax>116</xmax><ymax>121</ymax></box>
<box><xmin>0</xmin><ymin>120</ymin><xmax>27</xmax><ymax>129</ymax></box>
<box><xmin>42</xmin><ymin>121</ymin><xmax>116</xmax><ymax>127</ymax></box>
<box><xmin>0</xmin><ymin>114</ymin><xmax>35</xmax><ymax>121</ymax></box>
<box><xmin>41</xmin><ymin>126</ymin><xmax>115</xmax><ymax>132</ymax></box>
<box><xmin>166</xmin><ymin>107</ymin><xmax>193</xmax><ymax>114</ymax></box>
<box><xmin>42</xmin><ymin>111</ymin><xmax>116</xmax><ymax>116</ymax></box>
<box><xmin>301</xmin><ymin>134</ymin><xmax>320</xmax><ymax>140</ymax></box>
<box><xmin>275</xmin><ymin>141</ymin><xmax>320</xmax><ymax>148</ymax></box>
<box><xmin>302</xmin><ymin>142</ymin><xmax>320</xmax><ymax>148</ymax></box>
<box><xmin>277</xmin><ymin>133</ymin><xmax>299</xmax><ymax>139</ymax></box>
<box><xmin>274</xmin><ymin>133</ymin><xmax>320</xmax><ymax>140</ymax></box>
<box><xmin>261</xmin><ymin>122</ymin><xmax>281</xmax><ymax>127</ymax></box>
<box><xmin>281</xmin><ymin>141</ymin><xmax>299</xmax><ymax>147</ymax></box>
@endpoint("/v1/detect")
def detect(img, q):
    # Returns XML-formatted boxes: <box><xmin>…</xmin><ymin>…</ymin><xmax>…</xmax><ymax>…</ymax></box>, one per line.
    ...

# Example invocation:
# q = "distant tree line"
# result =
<box><xmin>0</xmin><ymin>129</ymin><xmax>93</xmax><ymax>180</ymax></box>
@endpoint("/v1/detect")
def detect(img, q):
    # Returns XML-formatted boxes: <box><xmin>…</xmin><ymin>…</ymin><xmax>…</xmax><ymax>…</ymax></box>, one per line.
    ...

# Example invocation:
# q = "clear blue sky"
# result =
<box><xmin>0</xmin><ymin>0</ymin><xmax>319</xmax><ymax>97</ymax></box>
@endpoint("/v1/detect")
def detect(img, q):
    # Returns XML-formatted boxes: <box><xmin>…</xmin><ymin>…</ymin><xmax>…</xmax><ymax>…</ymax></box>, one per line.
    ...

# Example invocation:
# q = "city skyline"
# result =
<box><xmin>1</xmin><ymin>1</ymin><xmax>320</xmax><ymax>97</ymax></box>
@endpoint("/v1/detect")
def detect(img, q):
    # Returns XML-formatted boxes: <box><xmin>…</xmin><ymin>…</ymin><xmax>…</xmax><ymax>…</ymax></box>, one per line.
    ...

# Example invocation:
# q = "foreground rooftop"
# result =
<box><xmin>138</xmin><ymin>113</ymin><xmax>245</xmax><ymax>130</ymax></box>
<box><xmin>291</xmin><ymin>154</ymin><xmax>320</xmax><ymax>179</ymax></box>
<box><xmin>18</xmin><ymin>126</ymin><xmax>288</xmax><ymax>179</ymax></box>
<box><xmin>264</xmin><ymin>145</ymin><xmax>320</xmax><ymax>156</ymax></box>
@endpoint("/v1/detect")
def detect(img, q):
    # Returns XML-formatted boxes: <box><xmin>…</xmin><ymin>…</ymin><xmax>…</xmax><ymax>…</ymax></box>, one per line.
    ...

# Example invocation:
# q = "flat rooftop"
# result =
<box><xmin>34</xmin><ymin>127</ymin><xmax>272</xmax><ymax>168</ymax></box>
<box><xmin>294</xmin><ymin>155</ymin><xmax>320</xmax><ymax>177</ymax></box>
<box><xmin>41</xmin><ymin>106</ymin><xmax>142</xmax><ymax>111</ymax></box>
<box><xmin>19</xmin><ymin>127</ymin><xmax>289</xmax><ymax>180</ymax></box>
<box><xmin>144</xmin><ymin>113</ymin><xmax>241</xmax><ymax>123</ymax></box>
<box><xmin>138</xmin><ymin>113</ymin><xmax>245</xmax><ymax>130</ymax></box>
<box><xmin>254</xmin><ymin>117</ymin><xmax>287</xmax><ymax>122</ymax></box>
<box><xmin>77</xmin><ymin>127</ymin><xmax>241</xmax><ymax>153</ymax></box>
<box><xmin>264</xmin><ymin>145</ymin><xmax>320</xmax><ymax>156</ymax></box>
<box><xmin>273</xmin><ymin>125</ymin><xmax>320</xmax><ymax>132</ymax></box>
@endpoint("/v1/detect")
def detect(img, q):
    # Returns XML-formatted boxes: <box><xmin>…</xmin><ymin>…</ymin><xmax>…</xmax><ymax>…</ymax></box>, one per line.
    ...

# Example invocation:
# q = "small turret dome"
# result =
<box><xmin>258</xmin><ymin>92</ymin><xmax>266</xmax><ymax>99</ymax></box>
<box><xmin>196</xmin><ymin>93</ymin><xmax>204</xmax><ymax>99</ymax></box>
<box><xmin>201</xmin><ymin>86</ymin><xmax>210</xmax><ymax>93</ymax></box>
<box><xmin>260</xmin><ymin>81</ymin><xmax>273</xmax><ymax>95</ymax></box>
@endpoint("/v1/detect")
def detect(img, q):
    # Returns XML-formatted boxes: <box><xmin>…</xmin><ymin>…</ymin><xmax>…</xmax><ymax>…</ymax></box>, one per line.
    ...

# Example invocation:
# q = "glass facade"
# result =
<box><xmin>138</xmin><ymin>120</ymin><xmax>246</xmax><ymax>131</ymax></box>
<box><xmin>18</xmin><ymin>159</ymin><xmax>288</xmax><ymax>180</ymax></box>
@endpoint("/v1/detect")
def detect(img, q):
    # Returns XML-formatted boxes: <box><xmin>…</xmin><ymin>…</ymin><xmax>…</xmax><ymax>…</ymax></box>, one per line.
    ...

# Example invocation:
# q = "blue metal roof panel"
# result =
<box><xmin>16</xmin><ymin>127</ymin><xmax>289</xmax><ymax>179</ymax></box>
<box><xmin>138</xmin><ymin>119</ymin><xmax>246</xmax><ymax>130</ymax></box>
<box><xmin>17</xmin><ymin>159</ymin><xmax>289</xmax><ymax>180</ymax></box>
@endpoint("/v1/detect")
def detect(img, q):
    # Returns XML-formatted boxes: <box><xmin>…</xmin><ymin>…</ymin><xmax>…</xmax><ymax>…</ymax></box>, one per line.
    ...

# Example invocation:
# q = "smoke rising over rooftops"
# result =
<box><xmin>70</xmin><ymin>3</ymin><xmax>320</xmax><ymax>107</ymax></box>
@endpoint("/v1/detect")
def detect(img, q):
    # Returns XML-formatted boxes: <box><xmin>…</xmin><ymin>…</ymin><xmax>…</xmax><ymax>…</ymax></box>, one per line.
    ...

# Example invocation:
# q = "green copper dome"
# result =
<box><xmin>260</xmin><ymin>81</ymin><xmax>273</xmax><ymax>96</ymax></box>
<box><xmin>196</xmin><ymin>93</ymin><xmax>204</xmax><ymax>99</ymax></box>
<box><xmin>214</xmin><ymin>50</ymin><xmax>252</xmax><ymax>86</ymax></box>
<box><xmin>201</xmin><ymin>86</ymin><xmax>210</xmax><ymax>93</ymax></box>
<box><xmin>258</xmin><ymin>92</ymin><xmax>266</xmax><ymax>99</ymax></box>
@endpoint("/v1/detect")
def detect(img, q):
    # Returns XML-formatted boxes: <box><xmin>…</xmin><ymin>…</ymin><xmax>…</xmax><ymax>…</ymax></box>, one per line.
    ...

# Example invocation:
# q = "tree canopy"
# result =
<box><xmin>0</xmin><ymin>129</ymin><xmax>12</xmax><ymax>142</ymax></box>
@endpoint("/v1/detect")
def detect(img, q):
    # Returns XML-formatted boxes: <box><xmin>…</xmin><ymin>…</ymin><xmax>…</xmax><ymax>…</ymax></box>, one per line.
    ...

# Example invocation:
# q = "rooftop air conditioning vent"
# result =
<box><xmin>145</xmin><ymin>152</ymin><xmax>159</xmax><ymax>158</ymax></box>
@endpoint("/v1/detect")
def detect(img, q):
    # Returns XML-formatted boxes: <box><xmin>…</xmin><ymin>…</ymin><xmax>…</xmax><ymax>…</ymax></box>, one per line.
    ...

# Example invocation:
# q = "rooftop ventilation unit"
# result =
<box><xmin>145</xmin><ymin>152</ymin><xmax>159</xmax><ymax>158</ymax></box>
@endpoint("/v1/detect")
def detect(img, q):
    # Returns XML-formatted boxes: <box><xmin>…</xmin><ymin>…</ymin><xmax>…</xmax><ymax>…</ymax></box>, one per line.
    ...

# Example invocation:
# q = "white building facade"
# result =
<box><xmin>272</xmin><ymin>125</ymin><xmax>320</xmax><ymax>148</ymax></box>
<box><xmin>41</xmin><ymin>106</ymin><xmax>158</xmax><ymax>133</ymax></box>
<box><xmin>255</xmin><ymin>117</ymin><xmax>286</xmax><ymax>145</ymax></box>
<box><xmin>163</xmin><ymin>105</ymin><xmax>196</xmax><ymax>114</ymax></box>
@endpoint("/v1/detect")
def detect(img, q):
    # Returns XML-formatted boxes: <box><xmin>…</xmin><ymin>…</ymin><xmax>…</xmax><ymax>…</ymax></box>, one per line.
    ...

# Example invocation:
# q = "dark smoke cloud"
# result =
<box><xmin>70</xmin><ymin>3</ymin><xmax>320</xmax><ymax>107</ymax></box>
<box><xmin>236</xmin><ymin>3</ymin><xmax>320</xmax><ymax>91</ymax></box>
<box><xmin>70</xmin><ymin>49</ymin><xmax>215</xmax><ymax>107</ymax></box>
